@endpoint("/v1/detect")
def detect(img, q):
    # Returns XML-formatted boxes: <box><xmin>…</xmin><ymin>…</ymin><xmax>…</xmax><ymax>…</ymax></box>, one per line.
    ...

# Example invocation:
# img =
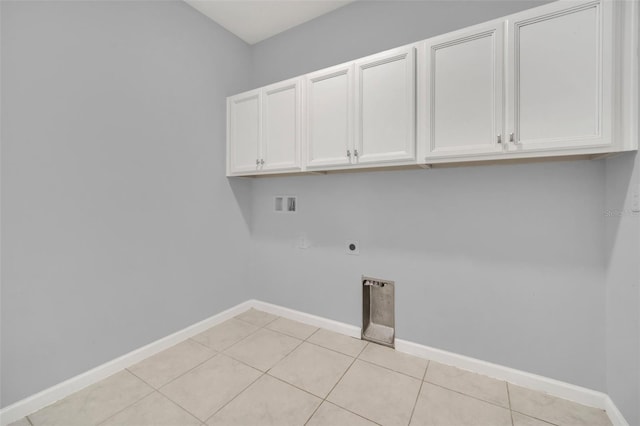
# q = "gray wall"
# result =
<box><xmin>248</xmin><ymin>0</ymin><xmax>608</xmax><ymax>392</ymax></box>
<box><xmin>0</xmin><ymin>0</ymin><xmax>252</xmax><ymax>407</ymax></box>
<box><xmin>603</xmin><ymin>146</ymin><xmax>640</xmax><ymax>422</ymax></box>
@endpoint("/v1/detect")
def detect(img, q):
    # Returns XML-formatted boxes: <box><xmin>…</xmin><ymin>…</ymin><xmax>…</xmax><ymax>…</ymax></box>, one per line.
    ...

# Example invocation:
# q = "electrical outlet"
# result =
<box><xmin>346</xmin><ymin>241</ymin><xmax>359</xmax><ymax>255</ymax></box>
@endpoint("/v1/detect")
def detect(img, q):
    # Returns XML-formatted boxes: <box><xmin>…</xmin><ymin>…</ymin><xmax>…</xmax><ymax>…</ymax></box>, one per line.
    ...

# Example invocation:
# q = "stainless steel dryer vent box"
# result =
<box><xmin>361</xmin><ymin>276</ymin><xmax>395</xmax><ymax>348</ymax></box>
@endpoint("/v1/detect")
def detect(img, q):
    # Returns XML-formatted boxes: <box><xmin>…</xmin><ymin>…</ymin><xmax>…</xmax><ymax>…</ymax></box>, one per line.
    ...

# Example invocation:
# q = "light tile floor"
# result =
<box><xmin>11</xmin><ymin>309</ymin><xmax>613</xmax><ymax>426</ymax></box>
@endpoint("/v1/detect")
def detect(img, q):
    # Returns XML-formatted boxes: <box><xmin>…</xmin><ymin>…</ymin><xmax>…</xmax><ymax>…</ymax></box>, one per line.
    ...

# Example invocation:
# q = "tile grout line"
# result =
<box><xmin>423</xmin><ymin>380</ymin><xmax>511</xmax><ymax>411</ymax></box>
<box><xmin>507</xmin><ymin>381</ymin><xmax>514</xmax><ymax>426</ymax></box>
<box><xmin>356</xmin><ymin>356</ymin><xmax>427</xmax><ymax>382</ymax></box>
<box><xmin>201</xmin><ymin>312</ymin><xmax>312</xmax><ymax>424</ymax></box>
<box><xmin>151</xmin><ymin>390</ymin><xmax>205</xmax><ymax>426</ymax></box>
<box><xmin>90</xmin><ymin>323</ymin><xmax>227</xmax><ymax>415</ymax></box>
<box><xmin>302</xmin><ymin>342</ymin><xmax>382</xmax><ymax>426</ymax></box>
<box><xmin>125</xmin><ymin>346</ymin><xmax>218</xmax><ymax>392</ymax></box>
<box><xmin>510</xmin><ymin>409</ymin><xmax>561</xmax><ymax>426</ymax></box>
<box><xmin>95</xmin><ymin>390</ymin><xmax>157</xmax><ymax>426</ymax></box>
<box><xmin>202</xmin><ymin>371</ymin><xmax>267</xmax><ymax>424</ymax></box>
<box><xmin>506</xmin><ymin>383</ymin><xmax>561</xmax><ymax>426</ymax></box>
<box><xmin>407</xmin><ymin>360</ymin><xmax>430</xmax><ymax>426</ymax></box>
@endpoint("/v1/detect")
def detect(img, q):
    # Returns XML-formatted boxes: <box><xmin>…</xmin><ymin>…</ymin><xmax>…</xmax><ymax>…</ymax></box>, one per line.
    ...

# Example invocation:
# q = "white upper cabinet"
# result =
<box><xmin>419</xmin><ymin>21</ymin><xmax>505</xmax><ymax>160</ymax></box>
<box><xmin>506</xmin><ymin>0</ymin><xmax>612</xmax><ymax>152</ymax></box>
<box><xmin>262</xmin><ymin>78</ymin><xmax>302</xmax><ymax>172</ymax></box>
<box><xmin>227</xmin><ymin>89</ymin><xmax>261</xmax><ymax>175</ymax></box>
<box><xmin>227</xmin><ymin>0</ymin><xmax>636</xmax><ymax>176</ymax></box>
<box><xmin>355</xmin><ymin>46</ymin><xmax>416</xmax><ymax>165</ymax></box>
<box><xmin>226</xmin><ymin>79</ymin><xmax>302</xmax><ymax>176</ymax></box>
<box><xmin>305</xmin><ymin>63</ymin><xmax>354</xmax><ymax>169</ymax></box>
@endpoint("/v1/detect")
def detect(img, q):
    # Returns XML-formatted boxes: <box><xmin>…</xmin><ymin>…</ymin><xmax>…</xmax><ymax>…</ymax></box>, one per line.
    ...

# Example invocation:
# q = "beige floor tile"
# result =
<box><xmin>29</xmin><ymin>370</ymin><xmax>152</xmax><ymax>426</ymax></box>
<box><xmin>224</xmin><ymin>328</ymin><xmax>301</xmax><ymax>371</ymax></box>
<box><xmin>235</xmin><ymin>308</ymin><xmax>278</xmax><ymax>327</ymax></box>
<box><xmin>307</xmin><ymin>329</ymin><xmax>367</xmax><ymax>357</ymax></box>
<box><xmin>359</xmin><ymin>343</ymin><xmax>428</xmax><ymax>379</ymax></box>
<box><xmin>100</xmin><ymin>392</ymin><xmax>200</xmax><ymax>426</ymax></box>
<box><xmin>206</xmin><ymin>374</ymin><xmax>320</xmax><ymax>426</ymax></box>
<box><xmin>410</xmin><ymin>382</ymin><xmax>512</xmax><ymax>426</ymax></box>
<box><xmin>327</xmin><ymin>359</ymin><xmax>421</xmax><ymax>426</ymax></box>
<box><xmin>192</xmin><ymin>319</ymin><xmax>259</xmax><ymax>351</ymax></box>
<box><xmin>160</xmin><ymin>353</ymin><xmax>261</xmax><ymax>421</ymax></box>
<box><xmin>424</xmin><ymin>361</ymin><xmax>509</xmax><ymax>407</ymax></box>
<box><xmin>509</xmin><ymin>384</ymin><xmax>612</xmax><ymax>426</ymax></box>
<box><xmin>512</xmin><ymin>412</ymin><xmax>556</xmax><ymax>426</ymax></box>
<box><xmin>306</xmin><ymin>402</ymin><xmax>377</xmax><ymax>426</ymax></box>
<box><xmin>128</xmin><ymin>340</ymin><xmax>215</xmax><ymax>388</ymax></box>
<box><xmin>7</xmin><ymin>418</ymin><xmax>31</xmax><ymax>426</ymax></box>
<box><xmin>269</xmin><ymin>342</ymin><xmax>353</xmax><ymax>398</ymax></box>
<box><xmin>266</xmin><ymin>317</ymin><xmax>318</xmax><ymax>340</ymax></box>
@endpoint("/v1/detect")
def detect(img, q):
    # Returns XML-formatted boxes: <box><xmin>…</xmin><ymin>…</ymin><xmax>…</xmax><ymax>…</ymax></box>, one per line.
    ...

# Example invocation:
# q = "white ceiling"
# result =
<box><xmin>185</xmin><ymin>0</ymin><xmax>355</xmax><ymax>45</ymax></box>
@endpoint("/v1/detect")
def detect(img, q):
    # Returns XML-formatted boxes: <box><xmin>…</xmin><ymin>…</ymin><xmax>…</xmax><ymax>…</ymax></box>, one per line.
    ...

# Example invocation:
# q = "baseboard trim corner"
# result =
<box><xmin>604</xmin><ymin>395</ymin><xmax>631</xmax><ymax>426</ymax></box>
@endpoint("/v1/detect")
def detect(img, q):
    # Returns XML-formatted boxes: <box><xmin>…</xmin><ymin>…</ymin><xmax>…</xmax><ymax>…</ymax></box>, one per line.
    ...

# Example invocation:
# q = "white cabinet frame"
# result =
<box><xmin>506</xmin><ymin>0</ymin><xmax>613</xmax><ymax>152</ymax></box>
<box><xmin>354</xmin><ymin>46</ymin><xmax>417</xmax><ymax>165</ymax></box>
<box><xmin>304</xmin><ymin>63</ymin><xmax>354</xmax><ymax>170</ymax></box>
<box><xmin>418</xmin><ymin>21</ymin><xmax>505</xmax><ymax>161</ymax></box>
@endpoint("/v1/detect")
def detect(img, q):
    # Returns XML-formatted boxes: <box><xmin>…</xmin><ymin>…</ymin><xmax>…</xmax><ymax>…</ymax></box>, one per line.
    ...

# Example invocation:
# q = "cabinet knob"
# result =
<box><xmin>256</xmin><ymin>159</ymin><xmax>260</xmax><ymax>166</ymax></box>
<box><xmin>260</xmin><ymin>159</ymin><xmax>265</xmax><ymax>165</ymax></box>
<box><xmin>510</xmin><ymin>133</ymin><xmax>517</xmax><ymax>144</ymax></box>
<box><xmin>354</xmin><ymin>149</ymin><xmax>359</xmax><ymax>157</ymax></box>
<box><xmin>497</xmin><ymin>134</ymin><xmax>502</xmax><ymax>144</ymax></box>
<box><xmin>347</xmin><ymin>150</ymin><xmax>351</xmax><ymax>158</ymax></box>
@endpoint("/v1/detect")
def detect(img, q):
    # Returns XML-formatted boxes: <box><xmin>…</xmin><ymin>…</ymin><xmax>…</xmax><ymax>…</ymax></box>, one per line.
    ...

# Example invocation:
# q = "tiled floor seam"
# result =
<box><xmin>302</xmin><ymin>342</ymin><xmax>382</xmax><ymax>426</ymax></box>
<box><xmin>81</xmin><ymin>374</ymin><xmax>156</xmax><ymax>426</ymax></box>
<box><xmin>202</xmin><ymin>372</ymin><xmax>267</xmax><ymax>424</ymax></box>
<box><xmin>407</xmin><ymin>360</ymin><xmax>430</xmax><ymax>425</ymax></box>
<box><xmin>423</xmin><ymin>380</ymin><xmax>511</xmax><ymax>411</ymax></box>
<box><xmin>355</xmin><ymin>356</ymin><xmax>426</xmax><ymax>382</ymax></box>
<box><xmin>197</xmin><ymin>323</ymin><xmax>312</xmax><ymax>424</ymax></box>
<box><xmin>94</xmin><ymin>391</ymin><xmax>158</xmax><ymax>426</ymax></box>
<box><xmin>506</xmin><ymin>380</ymin><xmax>514</xmax><ymax>426</ymax></box>
<box><xmin>125</xmin><ymin>346</ymin><xmax>218</xmax><ymax>391</ymax></box>
<box><xmin>233</xmin><ymin>313</ymin><xmax>279</xmax><ymax>329</ymax></box>
<box><xmin>510</xmin><ymin>409</ymin><xmax>561</xmax><ymax>426</ymax></box>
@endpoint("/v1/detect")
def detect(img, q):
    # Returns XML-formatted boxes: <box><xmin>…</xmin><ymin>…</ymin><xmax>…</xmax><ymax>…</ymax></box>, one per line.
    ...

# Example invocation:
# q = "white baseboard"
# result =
<box><xmin>0</xmin><ymin>300</ymin><xmax>252</xmax><ymax>426</ymax></box>
<box><xmin>604</xmin><ymin>395</ymin><xmax>631</xmax><ymax>426</ymax></box>
<box><xmin>250</xmin><ymin>300</ymin><xmax>361</xmax><ymax>338</ymax></box>
<box><xmin>0</xmin><ymin>299</ymin><xmax>629</xmax><ymax>426</ymax></box>
<box><xmin>250</xmin><ymin>300</ymin><xmax>628</xmax><ymax>426</ymax></box>
<box><xmin>395</xmin><ymin>338</ymin><xmax>609</xmax><ymax>410</ymax></box>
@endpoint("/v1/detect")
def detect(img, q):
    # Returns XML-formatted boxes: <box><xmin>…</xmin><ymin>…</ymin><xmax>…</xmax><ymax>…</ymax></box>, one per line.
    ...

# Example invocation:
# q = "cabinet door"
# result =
<box><xmin>355</xmin><ymin>46</ymin><xmax>416</xmax><ymax>165</ymax></box>
<box><xmin>227</xmin><ymin>90</ymin><xmax>261</xmax><ymax>175</ymax></box>
<box><xmin>507</xmin><ymin>0</ymin><xmax>612</xmax><ymax>152</ymax></box>
<box><xmin>262</xmin><ymin>78</ymin><xmax>302</xmax><ymax>172</ymax></box>
<box><xmin>305</xmin><ymin>64</ymin><xmax>353</xmax><ymax>169</ymax></box>
<box><xmin>420</xmin><ymin>22</ymin><xmax>505</xmax><ymax>160</ymax></box>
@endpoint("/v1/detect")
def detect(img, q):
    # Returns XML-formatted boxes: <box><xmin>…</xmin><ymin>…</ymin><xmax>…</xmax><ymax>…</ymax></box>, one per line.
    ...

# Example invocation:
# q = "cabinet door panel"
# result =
<box><xmin>355</xmin><ymin>46</ymin><xmax>416</xmax><ymax>164</ymax></box>
<box><xmin>227</xmin><ymin>90</ymin><xmax>260</xmax><ymax>175</ymax></box>
<box><xmin>306</xmin><ymin>64</ymin><xmax>353</xmax><ymax>168</ymax></box>
<box><xmin>262</xmin><ymin>79</ymin><xmax>302</xmax><ymax>172</ymax></box>
<box><xmin>422</xmin><ymin>22</ymin><xmax>504</xmax><ymax>159</ymax></box>
<box><xmin>508</xmin><ymin>0</ymin><xmax>612</xmax><ymax>151</ymax></box>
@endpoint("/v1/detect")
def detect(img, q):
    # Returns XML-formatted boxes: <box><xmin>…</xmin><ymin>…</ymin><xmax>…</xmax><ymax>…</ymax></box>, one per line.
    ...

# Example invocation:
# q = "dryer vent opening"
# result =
<box><xmin>362</xmin><ymin>276</ymin><xmax>395</xmax><ymax>348</ymax></box>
